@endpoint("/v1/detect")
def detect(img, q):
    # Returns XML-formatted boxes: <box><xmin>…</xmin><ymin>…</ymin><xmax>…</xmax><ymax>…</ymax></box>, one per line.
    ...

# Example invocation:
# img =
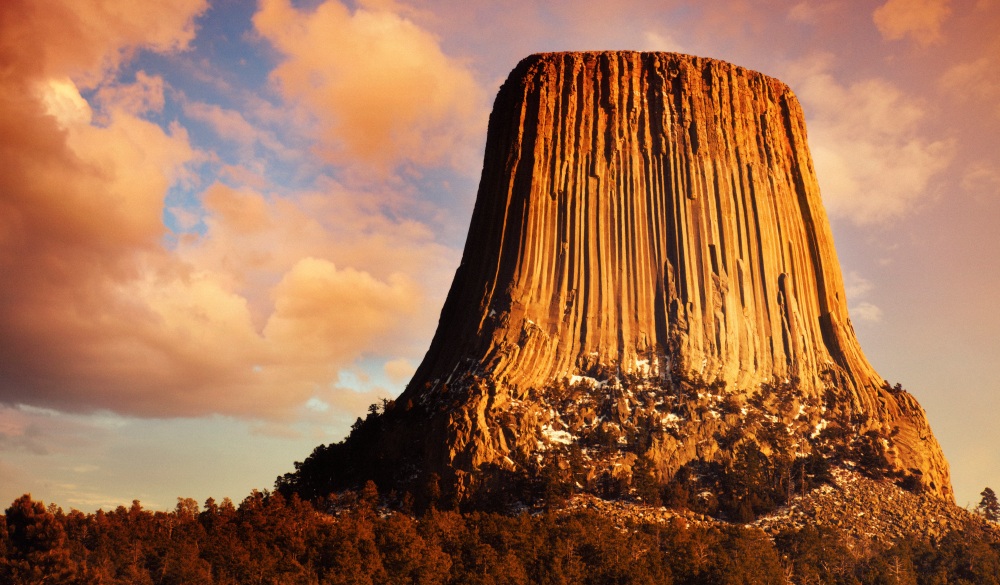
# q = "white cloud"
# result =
<box><xmin>851</xmin><ymin>301</ymin><xmax>883</xmax><ymax>323</ymax></box>
<box><xmin>842</xmin><ymin>271</ymin><xmax>882</xmax><ymax>323</ymax></box>
<box><xmin>642</xmin><ymin>30</ymin><xmax>687</xmax><ymax>53</ymax></box>
<box><xmin>304</xmin><ymin>397</ymin><xmax>330</xmax><ymax>413</ymax></box>
<box><xmin>36</xmin><ymin>78</ymin><xmax>93</xmax><ymax>127</ymax></box>
<box><xmin>843</xmin><ymin>271</ymin><xmax>874</xmax><ymax>300</ymax></box>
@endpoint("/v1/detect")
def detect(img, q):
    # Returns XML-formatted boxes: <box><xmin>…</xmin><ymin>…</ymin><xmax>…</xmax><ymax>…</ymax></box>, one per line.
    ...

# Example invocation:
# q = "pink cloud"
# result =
<box><xmin>787</xmin><ymin>1</ymin><xmax>841</xmax><ymax>25</ymax></box>
<box><xmin>182</xmin><ymin>100</ymin><xmax>291</xmax><ymax>157</ymax></box>
<box><xmin>0</xmin><ymin>0</ymin><xmax>453</xmax><ymax>420</ymax></box>
<box><xmin>940</xmin><ymin>56</ymin><xmax>1000</xmax><ymax>118</ymax></box>
<box><xmin>873</xmin><ymin>0</ymin><xmax>952</xmax><ymax>45</ymax></box>
<box><xmin>0</xmin><ymin>0</ymin><xmax>207</xmax><ymax>86</ymax></box>
<box><xmin>253</xmin><ymin>0</ymin><xmax>486</xmax><ymax>172</ymax></box>
<box><xmin>961</xmin><ymin>162</ymin><xmax>1000</xmax><ymax>202</ymax></box>
<box><xmin>384</xmin><ymin>358</ymin><xmax>416</xmax><ymax>385</ymax></box>
<box><xmin>1</xmin><ymin>166</ymin><xmax>449</xmax><ymax>418</ymax></box>
<box><xmin>264</xmin><ymin>257</ymin><xmax>420</xmax><ymax>366</ymax></box>
<box><xmin>184</xmin><ymin>101</ymin><xmax>258</xmax><ymax>144</ymax></box>
<box><xmin>94</xmin><ymin>72</ymin><xmax>167</xmax><ymax>117</ymax></box>
<box><xmin>181</xmin><ymin>182</ymin><xmax>455</xmax><ymax>315</ymax></box>
<box><xmin>785</xmin><ymin>54</ymin><xmax>955</xmax><ymax>223</ymax></box>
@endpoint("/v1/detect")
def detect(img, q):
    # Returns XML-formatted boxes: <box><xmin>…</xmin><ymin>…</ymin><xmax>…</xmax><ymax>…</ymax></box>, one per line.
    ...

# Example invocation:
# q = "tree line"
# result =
<box><xmin>4</xmin><ymin>487</ymin><xmax>1000</xmax><ymax>585</ymax></box>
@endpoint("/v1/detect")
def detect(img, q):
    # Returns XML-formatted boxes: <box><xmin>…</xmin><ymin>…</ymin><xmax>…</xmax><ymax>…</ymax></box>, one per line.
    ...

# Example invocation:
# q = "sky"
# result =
<box><xmin>1</xmin><ymin>0</ymin><xmax>998</xmax><ymax>512</ymax></box>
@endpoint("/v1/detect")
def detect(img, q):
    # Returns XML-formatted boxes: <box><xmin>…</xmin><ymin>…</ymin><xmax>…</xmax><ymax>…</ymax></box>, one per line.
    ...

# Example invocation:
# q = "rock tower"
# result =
<box><xmin>295</xmin><ymin>52</ymin><xmax>953</xmax><ymax>503</ymax></box>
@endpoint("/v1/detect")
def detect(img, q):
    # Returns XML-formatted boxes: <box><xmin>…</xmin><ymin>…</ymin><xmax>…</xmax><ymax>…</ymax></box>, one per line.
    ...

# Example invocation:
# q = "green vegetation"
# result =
<box><xmin>3</xmin><ymin>490</ymin><xmax>1000</xmax><ymax>585</ymax></box>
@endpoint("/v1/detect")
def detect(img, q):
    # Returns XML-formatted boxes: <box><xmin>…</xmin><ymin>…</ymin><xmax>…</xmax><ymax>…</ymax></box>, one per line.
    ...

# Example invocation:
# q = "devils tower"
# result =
<box><xmin>283</xmin><ymin>52</ymin><xmax>952</xmax><ymax>506</ymax></box>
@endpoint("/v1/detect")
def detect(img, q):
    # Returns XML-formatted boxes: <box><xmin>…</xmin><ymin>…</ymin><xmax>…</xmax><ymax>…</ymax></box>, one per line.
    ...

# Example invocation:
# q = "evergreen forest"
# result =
<box><xmin>3</xmin><ymin>486</ymin><xmax>1000</xmax><ymax>585</ymax></box>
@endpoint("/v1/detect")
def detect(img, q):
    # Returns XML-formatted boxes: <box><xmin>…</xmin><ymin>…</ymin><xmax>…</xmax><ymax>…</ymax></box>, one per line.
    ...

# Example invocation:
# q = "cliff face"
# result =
<box><xmin>395</xmin><ymin>52</ymin><xmax>950</xmax><ymax>501</ymax></box>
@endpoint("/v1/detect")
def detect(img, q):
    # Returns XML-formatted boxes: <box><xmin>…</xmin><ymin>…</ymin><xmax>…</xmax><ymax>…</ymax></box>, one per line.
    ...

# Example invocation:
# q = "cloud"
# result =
<box><xmin>961</xmin><ymin>162</ymin><xmax>1000</xmax><ymax>202</ymax></box>
<box><xmin>873</xmin><ymin>0</ymin><xmax>951</xmax><ymax>46</ymax></box>
<box><xmin>851</xmin><ymin>302</ymin><xmax>884</xmax><ymax>323</ymax></box>
<box><xmin>843</xmin><ymin>271</ymin><xmax>874</xmax><ymax>300</ymax></box>
<box><xmin>940</xmin><ymin>57</ymin><xmax>1000</xmax><ymax>118</ymax></box>
<box><xmin>0</xmin><ymin>0</ymin><xmax>207</xmax><ymax>87</ymax></box>
<box><xmin>1</xmin><ymin>171</ymin><xmax>450</xmax><ymax>418</ymax></box>
<box><xmin>384</xmin><ymin>358</ymin><xmax>416</xmax><ymax>385</ymax></box>
<box><xmin>642</xmin><ymin>31</ymin><xmax>687</xmax><ymax>53</ymax></box>
<box><xmin>82</xmin><ymin>252</ymin><xmax>423</xmax><ymax>418</ymax></box>
<box><xmin>0</xmin><ymin>69</ymin><xmax>197</xmax><ymax>418</ymax></box>
<box><xmin>787</xmin><ymin>2</ymin><xmax>821</xmax><ymax>24</ymax></box>
<box><xmin>784</xmin><ymin>55</ymin><xmax>955</xmax><ymax>224</ymax></box>
<box><xmin>0</xmin><ymin>405</ymin><xmax>133</xmax><ymax>510</ymax></box>
<box><xmin>253</xmin><ymin>0</ymin><xmax>486</xmax><ymax>172</ymax></box>
<box><xmin>0</xmin><ymin>406</ymin><xmax>113</xmax><ymax>459</ymax></box>
<box><xmin>0</xmin><ymin>411</ymin><xmax>48</xmax><ymax>456</ymax></box>
<box><xmin>179</xmin><ymin>180</ymin><xmax>455</xmax><ymax>314</ymax></box>
<box><xmin>184</xmin><ymin>101</ymin><xmax>261</xmax><ymax>145</ymax></box>
<box><xmin>94</xmin><ymin>71</ymin><xmax>167</xmax><ymax>117</ymax></box>
<box><xmin>0</xmin><ymin>0</ymin><xmax>457</xmax><ymax>421</ymax></box>
<box><xmin>264</xmin><ymin>257</ymin><xmax>420</xmax><ymax>368</ymax></box>
<box><xmin>182</xmin><ymin>100</ymin><xmax>291</xmax><ymax>158</ymax></box>
<box><xmin>842</xmin><ymin>272</ymin><xmax>882</xmax><ymax>323</ymax></box>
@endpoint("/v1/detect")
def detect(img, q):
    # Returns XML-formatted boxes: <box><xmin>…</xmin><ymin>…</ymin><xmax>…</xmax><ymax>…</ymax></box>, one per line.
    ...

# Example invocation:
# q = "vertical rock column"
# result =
<box><xmin>400</xmin><ymin>52</ymin><xmax>952</xmax><ymax>500</ymax></box>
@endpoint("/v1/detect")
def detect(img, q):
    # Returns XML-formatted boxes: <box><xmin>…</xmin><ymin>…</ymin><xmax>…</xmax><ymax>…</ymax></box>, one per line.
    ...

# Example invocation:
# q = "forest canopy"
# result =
<box><xmin>3</xmin><ymin>489</ymin><xmax>1000</xmax><ymax>585</ymax></box>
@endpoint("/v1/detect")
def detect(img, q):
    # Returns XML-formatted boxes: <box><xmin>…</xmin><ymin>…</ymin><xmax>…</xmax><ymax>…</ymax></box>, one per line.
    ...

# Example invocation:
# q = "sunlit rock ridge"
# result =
<box><xmin>319</xmin><ymin>52</ymin><xmax>952</xmax><ymax>504</ymax></box>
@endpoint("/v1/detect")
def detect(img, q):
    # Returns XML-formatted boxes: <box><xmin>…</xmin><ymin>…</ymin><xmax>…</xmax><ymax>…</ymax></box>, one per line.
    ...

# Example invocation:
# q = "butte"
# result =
<box><xmin>283</xmin><ymin>52</ymin><xmax>952</xmax><ymax>506</ymax></box>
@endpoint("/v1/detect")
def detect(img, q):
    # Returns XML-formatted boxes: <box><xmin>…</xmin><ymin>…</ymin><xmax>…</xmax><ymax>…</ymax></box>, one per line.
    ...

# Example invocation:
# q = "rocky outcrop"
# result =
<box><xmin>753</xmin><ymin>468</ymin><xmax>987</xmax><ymax>543</ymax></box>
<box><xmin>565</xmin><ymin>467</ymin><xmax>995</xmax><ymax>546</ymax></box>
<box><xmin>305</xmin><ymin>52</ymin><xmax>951</xmax><ymax>505</ymax></box>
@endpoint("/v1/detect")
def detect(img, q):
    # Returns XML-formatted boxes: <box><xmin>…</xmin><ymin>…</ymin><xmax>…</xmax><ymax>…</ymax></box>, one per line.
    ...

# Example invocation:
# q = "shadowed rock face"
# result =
<box><xmin>397</xmin><ymin>51</ymin><xmax>952</xmax><ymax>500</ymax></box>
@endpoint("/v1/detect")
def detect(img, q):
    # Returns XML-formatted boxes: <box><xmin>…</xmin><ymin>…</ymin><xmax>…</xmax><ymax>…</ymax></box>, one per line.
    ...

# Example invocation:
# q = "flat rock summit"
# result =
<box><xmin>286</xmin><ymin>51</ymin><xmax>952</xmax><ymax>507</ymax></box>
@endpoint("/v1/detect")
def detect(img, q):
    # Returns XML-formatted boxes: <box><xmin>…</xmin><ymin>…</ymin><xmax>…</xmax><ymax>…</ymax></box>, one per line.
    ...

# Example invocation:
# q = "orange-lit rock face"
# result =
<box><xmin>401</xmin><ymin>52</ymin><xmax>952</xmax><ymax>500</ymax></box>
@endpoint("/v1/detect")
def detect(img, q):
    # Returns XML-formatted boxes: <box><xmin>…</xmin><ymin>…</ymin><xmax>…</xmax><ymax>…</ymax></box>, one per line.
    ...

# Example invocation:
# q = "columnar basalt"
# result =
<box><xmin>382</xmin><ymin>52</ymin><xmax>951</xmax><ymax>501</ymax></box>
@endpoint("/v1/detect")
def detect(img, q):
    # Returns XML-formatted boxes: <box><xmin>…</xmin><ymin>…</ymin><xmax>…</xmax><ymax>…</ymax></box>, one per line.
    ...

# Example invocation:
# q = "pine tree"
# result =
<box><xmin>0</xmin><ymin>494</ymin><xmax>85</xmax><ymax>584</ymax></box>
<box><xmin>977</xmin><ymin>486</ymin><xmax>1000</xmax><ymax>522</ymax></box>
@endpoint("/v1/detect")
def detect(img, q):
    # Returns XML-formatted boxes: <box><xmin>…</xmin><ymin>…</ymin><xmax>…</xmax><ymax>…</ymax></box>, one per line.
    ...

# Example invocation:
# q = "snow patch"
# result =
<box><xmin>570</xmin><ymin>375</ymin><xmax>608</xmax><ymax>388</ymax></box>
<box><xmin>542</xmin><ymin>425</ymin><xmax>575</xmax><ymax>445</ymax></box>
